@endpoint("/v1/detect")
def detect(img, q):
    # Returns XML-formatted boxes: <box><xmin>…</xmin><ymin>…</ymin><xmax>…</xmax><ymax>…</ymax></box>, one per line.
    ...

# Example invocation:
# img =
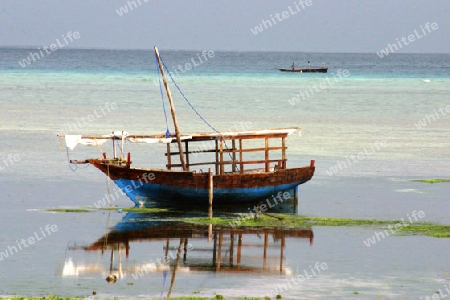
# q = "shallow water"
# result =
<box><xmin>0</xmin><ymin>176</ymin><xmax>448</xmax><ymax>299</ymax></box>
<box><xmin>0</xmin><ymin>49</ymin><xmax>449</xmax><ymax>299</ymax></box>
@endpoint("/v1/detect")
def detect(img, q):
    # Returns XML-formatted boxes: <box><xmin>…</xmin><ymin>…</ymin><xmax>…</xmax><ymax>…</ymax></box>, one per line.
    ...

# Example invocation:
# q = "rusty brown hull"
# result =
<box><xmin>89</xmin><ymin>159</ymin><xmax>314</xmax><ymax>205</ymax></box>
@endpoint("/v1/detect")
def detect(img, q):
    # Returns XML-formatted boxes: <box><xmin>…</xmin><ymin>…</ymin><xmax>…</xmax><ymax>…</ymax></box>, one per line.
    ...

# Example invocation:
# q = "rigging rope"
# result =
<box><xmin>59</xmin><ymin>136</ymin><xmax>89</xmax><ymax>172</ymax></box>
<box><xmin>160</xmin><ymin>56</ymin><xmax>220</xmax><ymax>134</ymax></box>
<box><xmin>158</xmin><ymin>55</ymin><xmax>238</xmax><ymax>169</ymax></box>
<box><xmin>155</xmin><ymin>52</ymin><xmax>171</xmax><ymax>138</ymax></box>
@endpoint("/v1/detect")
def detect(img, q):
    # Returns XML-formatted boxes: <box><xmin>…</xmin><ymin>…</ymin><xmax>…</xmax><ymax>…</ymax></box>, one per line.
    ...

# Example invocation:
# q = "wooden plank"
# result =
<box><xmin>169</xmin><ymin>161</ymin><xmax>219</xmax><ymax>167</ymax></box>
<box><xmin>164</xmin><ymin>146</ymin><xmax>286</xmax><ymax>156</ymax></box>
<box><xmin>211</xmin><ymin>133</ymin><xmax>289</xmax><ymax>141</ymax></box>
<box><xmin>61</xmin><ymin>127</ymin><xmax>299</xmax><ymax>141</ymax></box>
<box><xmin>229</xmin><ymin>159</ymin><xmax>285</xmax><ymax>165</ymax></box>
<box><xmin>165</xmin><ymin>149</ymin><xmax>217</xmax><ymax>156</ymax></box>
<box><xmin>169</xmin><ymin>158</ymin><xmax>286</xmax><ymax>168</ymax></box>
<box><xmin>69</xmin><ymin>159</ymin><xmax>90</xmax><ymax>164</ymax></box>
<box><xmin>225</xmin><ymin>146</ymin><xmax>286</xmax><ymax>153</ymax></box>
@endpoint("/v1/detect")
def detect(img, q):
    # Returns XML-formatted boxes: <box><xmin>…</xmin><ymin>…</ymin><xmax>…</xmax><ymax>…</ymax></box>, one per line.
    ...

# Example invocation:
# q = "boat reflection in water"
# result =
<box><xmin>60</xmin><ymin>207</ymin><xmax>313</xmax><ymax>297</ymax></box>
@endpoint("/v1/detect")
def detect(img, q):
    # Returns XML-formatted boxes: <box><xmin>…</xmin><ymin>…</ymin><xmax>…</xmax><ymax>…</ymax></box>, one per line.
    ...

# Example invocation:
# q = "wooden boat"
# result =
<box><xmin>279</xmin><ymin>67</ymin><xmax>327</xmax><ymax>73</ymax></box>
<box><xmin>279</xmin><ymin>61</ymin><xmax>328</xmax><ymax>73</ymax></box>
<box><xmin>60</xmin><ymin>47</ymin><xmax>315</xmax><ymax>206</ymax></box>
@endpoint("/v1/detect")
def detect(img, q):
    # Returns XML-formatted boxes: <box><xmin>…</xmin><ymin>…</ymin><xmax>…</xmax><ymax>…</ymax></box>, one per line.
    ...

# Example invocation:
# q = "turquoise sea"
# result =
<box><xmin>0</xmin><ymin>48</ymin><xmax>449</xmax><ymax>299</ymax></box>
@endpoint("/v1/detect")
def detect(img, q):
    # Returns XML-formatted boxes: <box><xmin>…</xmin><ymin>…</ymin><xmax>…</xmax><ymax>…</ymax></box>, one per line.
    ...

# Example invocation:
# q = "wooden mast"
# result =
<box><xmin>154</xmin><ymin>46</ymin><xmax>187</xmax><ymax>171</ymax></box>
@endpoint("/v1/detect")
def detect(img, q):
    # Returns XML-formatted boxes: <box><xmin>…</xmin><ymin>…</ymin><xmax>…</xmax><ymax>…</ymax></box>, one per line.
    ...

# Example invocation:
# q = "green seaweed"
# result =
<box><xmin>185</xmin><ymin>214</ymin><xmax>393</xmax><ymax>228</ymax></box>
<box><xmin>396</xmin><ymin>223</ymin><xmax>450</xmax><ymax>238</ymax></box>
<box><xmin>183</xmin><ymin>214</ymin><xmax>450</xmax><ymax>238</ymax></box>
<box><xmin>46</xmin><ymin>208</ymin><xmax>92</xmax><ymax>213</ymax></box>
<box><xmin>100</xmin><ymin>207</ymin><xmax>168</xmax><ymax>213</ymax></box>
<box><xmin>411</xmin><ymin>178</ymin><xmax>450</xmax><ymax>184</ymax></box>
<box><xmin>170</xmin><ymin>297</ymin><xmax>226</xmax><ymax>300</ymax></box>
<box><xmin>0</xmin><ymin>297</ymin><xmax>88</xmax><ymax>300</ymax></box>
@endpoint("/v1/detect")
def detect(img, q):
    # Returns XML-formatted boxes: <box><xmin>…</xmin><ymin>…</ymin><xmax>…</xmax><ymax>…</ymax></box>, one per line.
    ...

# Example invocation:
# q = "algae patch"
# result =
<box><xmin>397</xmin><ymin>224</ymin><xmax>450</xmax><ymax>238</ymax></box>
<box><xmin>184</xmin><ymin>214</ymin><xmax>393</xmax><ymax>227</ymax></box>
<box><xmin>183</xmin><ymin>214</ymin><xmax>450</xmax><ymax>238</ymax></box>
<box><xmin>100</xmin><ymin>207</ymin><xmax>168</xmax><ymax>213</ymax></box>
<box><xmin>46</xmin><ymin>208</ymin><xmax>92</xmax><ymax>213</ymax></box>
<box><xmin>411</xmin><ymin>178</ymin><xmax>450</xmax><ymax>184</ymax></box>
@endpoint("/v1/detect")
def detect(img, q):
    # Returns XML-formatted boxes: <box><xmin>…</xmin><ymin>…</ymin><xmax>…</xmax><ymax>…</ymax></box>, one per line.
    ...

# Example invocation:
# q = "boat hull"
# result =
<box><xmin>89</xmin><ymin>159</ymin><xmax>315</xmax><ymax>206</ymax></box>
<box><xmin>279</xmin><ymin>68</ymin><xmax>328</xmax><ymax>73</ymax></box>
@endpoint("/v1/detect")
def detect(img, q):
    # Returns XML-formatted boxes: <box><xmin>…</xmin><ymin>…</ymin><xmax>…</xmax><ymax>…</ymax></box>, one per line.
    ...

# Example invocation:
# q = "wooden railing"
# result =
<box><xmin>165</xmin><ymin>136</ymin><xmax>287</xmax><ymax>175</ymax></box>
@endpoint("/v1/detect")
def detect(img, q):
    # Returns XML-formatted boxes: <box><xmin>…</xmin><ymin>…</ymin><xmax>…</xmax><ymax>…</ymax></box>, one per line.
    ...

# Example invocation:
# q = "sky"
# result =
<box><xmin>0</xmin><ymin>0</ymin><xmax>448</xmax><ymax>53</ymax></box>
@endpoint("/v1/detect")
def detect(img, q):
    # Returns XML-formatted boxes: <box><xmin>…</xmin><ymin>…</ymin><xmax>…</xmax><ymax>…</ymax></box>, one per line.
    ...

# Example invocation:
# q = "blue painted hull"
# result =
<box><xmin>115</xmin><ymin>179</ymin><xmax>307</xmax><ymax>206</ymax></box>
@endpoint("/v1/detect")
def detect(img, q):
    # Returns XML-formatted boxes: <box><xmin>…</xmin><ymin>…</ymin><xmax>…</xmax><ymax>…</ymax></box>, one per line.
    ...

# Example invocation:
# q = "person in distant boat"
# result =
<box><xmin>291</xmin><ymin>62</ymin><xmax>295</xmax><ymax>70</ymax></box>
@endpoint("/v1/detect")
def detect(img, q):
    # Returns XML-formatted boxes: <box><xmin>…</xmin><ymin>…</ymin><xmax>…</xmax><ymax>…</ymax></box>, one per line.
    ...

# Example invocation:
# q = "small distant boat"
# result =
<box><xmin>279</xmin><ymin>61</ymin><xmax>328</xmax><ymax>73</ymax></box>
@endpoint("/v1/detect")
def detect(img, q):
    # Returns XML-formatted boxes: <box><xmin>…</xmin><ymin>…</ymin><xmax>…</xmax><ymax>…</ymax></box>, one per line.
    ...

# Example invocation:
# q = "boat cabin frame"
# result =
<box><xmin>164</xmin><ymin>128</ymin><xmax>298</xmax><ymax>175</ymax></box>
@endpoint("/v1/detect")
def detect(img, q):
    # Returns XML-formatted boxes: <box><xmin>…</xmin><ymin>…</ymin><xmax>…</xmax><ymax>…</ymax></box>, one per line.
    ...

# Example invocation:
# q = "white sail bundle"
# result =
<box><xmin>62</xmin><ymin>131</ymin><xmax>193</xmax><ymax>150</ymax></box>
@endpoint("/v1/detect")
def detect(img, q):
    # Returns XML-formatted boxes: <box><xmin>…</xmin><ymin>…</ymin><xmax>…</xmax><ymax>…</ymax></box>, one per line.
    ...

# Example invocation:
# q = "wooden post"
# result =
<box><xmin>126</xmin><ymin>152</ymin><xmax>131</xmax><ymax>168</ymax></box>
<box><xmin>164</xmin><ymin>238</ymin><xmax>170</xmax><ymax>261</ymax></box>
<box><xmin>239</xmin><ymin>139</ymin><xmax>244</xmax><ymax>174</ymax></box>
<box><xmin>112</xmin><ymin>134</ymin><xmax>116</xmax><ymax>159</ymax></box>
<box><xmin>232</xmin><ymin>139</ymin><xmax>236</xmax><ymax>172</ymax></box>
<box><xmin>154</xmin><ymin>46</ymin><xmax>187</xmax><ymax>171</ymax></box>
<box><xmin>215</xmin><ymin>139</ymin><xmax>219</xmax><ymax>175</ymax></box>
<box><xmin>219</xmin><ymin>138</ymin><xmax>224</xmax><ymax>175</ymax></box>
<box><xmin>208</xmin><ymin>168</ymin><xmax>213</xmax><ymax>206</ymax></box>
<box><xmin>265</xmin><ymin>137</ymin><xmax>269</xmax><ymax>172</ymax></box>
<box><xmin>294</xmin><ymin>186</ymin><xmax>298</xmax><ymax>214</ymax></box>
<box><xmin>281</xmin><ymin>137</ymin><xmax>286</xmax><ymax>169</ymax></box>
<box><xmin>166</xmin><ymin>142</ymin><xmax>172</xmax><ymax>170</ymax></box>
<box><xmin>117</xmin><ymin>244</ymin><xmax>122</xmax><ymax>280</ymax></box>
<box><xmin>120</xmin><ymin>131</ymin><xmax>125</xmax><ymax>159</ymax></box>
<box><xmin>184</xmin><ymin>140</ymin><xmax>190</xmax><ymax>171</ymax></box>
